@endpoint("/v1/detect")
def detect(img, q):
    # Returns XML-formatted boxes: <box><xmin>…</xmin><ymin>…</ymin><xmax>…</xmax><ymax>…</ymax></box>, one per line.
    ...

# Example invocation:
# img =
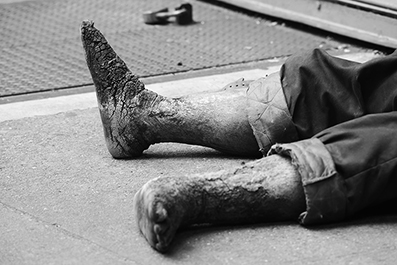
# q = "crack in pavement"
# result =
<box><xmin>0</xmin><ymin>200</ymin><xmax>137</xmax><ymax>264</ymax></box>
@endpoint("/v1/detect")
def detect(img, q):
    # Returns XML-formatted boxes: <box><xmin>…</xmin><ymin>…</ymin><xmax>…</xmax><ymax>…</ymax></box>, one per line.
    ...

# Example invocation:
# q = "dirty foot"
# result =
<box><xmin>81</xmin><ymin>20</ymin><xmax>163</xmax><ymax>158</ymax></box>
<box><xmin>134</xmin><ymin>176</ymin><xmax>196</xmax><ymax>252</ymax></box>
<box><xmin>134</xmin><ymin>155</ymin><xmax>306</xmax><ymax>252</ymax></box>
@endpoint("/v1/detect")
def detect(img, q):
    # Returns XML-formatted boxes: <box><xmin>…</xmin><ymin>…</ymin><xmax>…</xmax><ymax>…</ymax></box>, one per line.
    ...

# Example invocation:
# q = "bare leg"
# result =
<box><xmin>134</xmin><ymin>154</ymin><xmax>306</xmax><ymax>252</ymax></box>
<box><xmin>81</xmin><ymin>21</ymin><xmax>260</xmax><ymax>158</ymax></box>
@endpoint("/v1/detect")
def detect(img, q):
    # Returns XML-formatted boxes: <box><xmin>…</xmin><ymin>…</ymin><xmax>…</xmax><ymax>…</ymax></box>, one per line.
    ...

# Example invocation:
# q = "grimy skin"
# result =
<box><xmin>81</xmin><ymin>21</ymin><xmax>306</xmax><ymax>253</ymax></box>
<box><xmin>81</xmin><ymin>20</ymin><xmax>260</xmax><ymax>159</ymax></box>
<box><xmin>134</xmin><ymin>156</ymin><xmax>305</xmax><ymax>252</ymax></box>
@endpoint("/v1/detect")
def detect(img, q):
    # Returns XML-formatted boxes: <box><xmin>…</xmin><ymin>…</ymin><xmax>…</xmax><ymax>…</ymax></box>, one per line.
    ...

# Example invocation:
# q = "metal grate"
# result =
<box><xmin>0</xmin><ymin>0</ymin><xmax>345</xmax><ymax>96</ymax></box>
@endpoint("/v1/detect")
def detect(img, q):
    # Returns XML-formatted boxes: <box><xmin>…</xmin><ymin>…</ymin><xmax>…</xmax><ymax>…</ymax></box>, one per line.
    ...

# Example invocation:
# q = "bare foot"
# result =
<box><xmin>81</xmin><ymin>20</ymin><xmax>263</xmax><ymax>158</ymax></box>
<box><xmin>81</xmin><ymin>21</ymin><xmax>260</xmax><ymax>158</ymax></box>
<box><xmin>134</xmin><ymin>177</ymin><xmax>189</xmax><ymax>252</ymax></box>
<box><xmin>134</xmin><ymin>155</ymin><xmax>306</xmax><ymax>252</ymax></box>
<box><xmin>81</xmin><ymin>20</ymin><xmax>165</xmax><ymax>158</ymax></box>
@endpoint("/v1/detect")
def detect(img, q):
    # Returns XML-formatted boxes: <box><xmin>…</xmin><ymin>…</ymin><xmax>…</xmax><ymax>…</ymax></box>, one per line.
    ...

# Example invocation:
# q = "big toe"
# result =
<box><xmin>150</xmin><ymin>202</ymin><xmax>176</xmax><ymax>252</ymax></box>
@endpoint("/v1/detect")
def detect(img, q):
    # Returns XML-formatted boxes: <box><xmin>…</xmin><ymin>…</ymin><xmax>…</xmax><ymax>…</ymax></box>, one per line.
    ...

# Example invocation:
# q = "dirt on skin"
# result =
<box><xmin>134</xmin><ymin>154</ymin><xmax>305</xmax><ymax>252</ymax></box>
<box><xmin>81</xmin><ymin>21</ymin><xmax>261</xmax><ymax>159</ymax></box>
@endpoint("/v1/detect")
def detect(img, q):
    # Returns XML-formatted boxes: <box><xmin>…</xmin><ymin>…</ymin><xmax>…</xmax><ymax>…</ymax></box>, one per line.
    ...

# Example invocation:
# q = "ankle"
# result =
<box><xmin>103</xmin><ymin>89</ymin><xmax>166</xmax><ymax>158</ymax></box>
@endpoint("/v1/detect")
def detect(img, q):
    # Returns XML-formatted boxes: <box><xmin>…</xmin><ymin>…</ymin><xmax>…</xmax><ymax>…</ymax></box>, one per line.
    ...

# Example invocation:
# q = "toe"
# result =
<box><xmin>133</xmin><ymin>182</ymin><xmax>183</xmax><ymax>252</ymax></box>
<box><xmin>154</xmin><ymin>224</ymin><xmax>166</xmax><ymax>235</ymax></box>
<box><xmin>134</xmin><ymin>188</ymin><xmax>172</xmax><ymax>251</ymax></box>
<box><xmin>155</xmin><ymin>228</ymin><xmax>172</xmax><ymax>252</ymax></box>
<box><xmin>154</xmin><ymin>202</ymin><xmax>168</xmax><ymax>222</ymax></box>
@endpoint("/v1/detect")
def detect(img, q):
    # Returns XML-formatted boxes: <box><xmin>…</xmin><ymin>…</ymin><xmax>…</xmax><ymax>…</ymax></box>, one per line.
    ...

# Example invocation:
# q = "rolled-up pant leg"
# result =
<box><xmin>269</xmin><ymin>112</ymin><xmax>397</xmax><ymax>225</ymax></box>
<box><xmin>247</xmin><ymin>49</ymin><xmax>397</xmax><ymax>155</ymax></box>
<box><xmin>249</xmin><ymin>48</ymin><xmax>397</xmax><ymax>224</ymax></box>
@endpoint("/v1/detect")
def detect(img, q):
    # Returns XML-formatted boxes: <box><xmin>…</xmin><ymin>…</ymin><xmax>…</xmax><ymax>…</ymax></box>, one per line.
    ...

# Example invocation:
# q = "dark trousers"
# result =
<box><xmin>271</xmin><ymin>49</ymin><xmax>397</xmax><ymax>224</ymax></box>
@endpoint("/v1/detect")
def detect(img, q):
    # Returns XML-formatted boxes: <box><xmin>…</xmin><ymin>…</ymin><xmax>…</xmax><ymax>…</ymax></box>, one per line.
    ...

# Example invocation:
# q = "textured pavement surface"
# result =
<box><xmin>1</xmin><ymin>66</ymin><xmax>397</xmax><ymax>264</ymax></box>
<box><xmin>2</xmin><ymin>106</ymin><xmax>397</xmax><ymax>265</ymax></box>
<box><xmin>1</xmin><ymin>0</ymin><xmax>397</xmax><ymax>264</ymax></box>
<box><xmin>0</xmin><ymin>0</ymin><xmax>361</xmax><ymax>97</ymax></box>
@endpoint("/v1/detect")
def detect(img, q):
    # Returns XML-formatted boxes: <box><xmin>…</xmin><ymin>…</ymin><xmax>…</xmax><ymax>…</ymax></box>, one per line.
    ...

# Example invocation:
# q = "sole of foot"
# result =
<box><xmin>134</xmin><ymin>179</ymin><xmax>185</xmax><ymax>252</ymax></box>
<box><xmin>81</xmin><ymin>20</ymin><xmax>157</xmax><ymax>158</ymax></box>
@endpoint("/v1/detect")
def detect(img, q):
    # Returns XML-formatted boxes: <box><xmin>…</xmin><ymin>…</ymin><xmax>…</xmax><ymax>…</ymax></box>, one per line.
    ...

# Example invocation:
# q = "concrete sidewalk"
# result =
<box><xmin>1</xmin><ymin>54</ymin><xmax>397</xmax><ymax>264</ymax></box>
